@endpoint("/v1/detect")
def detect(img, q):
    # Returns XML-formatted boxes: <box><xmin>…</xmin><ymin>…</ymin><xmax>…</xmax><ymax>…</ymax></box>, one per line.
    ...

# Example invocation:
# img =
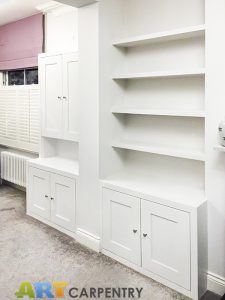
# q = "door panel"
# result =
<box><xmin>63</xmin><ymin>53</ymin><xmax>79</xmax><ymax>141</ymax></box>
<box><xmin>40</xmin><ymin>55</ymin><xmax>63</xmax><ymax>139</ymax></box>
<box><xmin>28</xmin><ymin>167</ymin><xmax>50</xmax><ymax>220</ymax></box>
<box><xmin>51</xmin><ymin>174</ymin><xmax>76</xmax><ymax>232</ymax></box>
<box><xmin>102</xmin><ymin>188</ymin><xmax>141</xmax><ymax>265</ymax></box>
<box><xmin>141</xmin><ymin>200</ymin><xmax>191</xmax><ymax>290</ymax></box>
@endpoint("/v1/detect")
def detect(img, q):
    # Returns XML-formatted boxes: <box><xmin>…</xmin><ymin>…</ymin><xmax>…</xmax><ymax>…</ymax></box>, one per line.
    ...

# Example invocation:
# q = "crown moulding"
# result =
<box><xmin>54</xmin><ymin>0</ymin><xmax>98</xmax><ymax>8</ymax></box>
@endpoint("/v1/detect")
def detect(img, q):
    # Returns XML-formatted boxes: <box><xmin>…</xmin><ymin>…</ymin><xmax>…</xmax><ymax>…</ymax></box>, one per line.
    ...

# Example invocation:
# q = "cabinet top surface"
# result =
<box><xmin>101</xmin><ymin>173</ymin><xmax>206</xmax><ymax>211</ymax></box>
<box><xmin>28</xmin><ymin>157</ymin><xmax>79</xmax><ymax>179</ymax></box>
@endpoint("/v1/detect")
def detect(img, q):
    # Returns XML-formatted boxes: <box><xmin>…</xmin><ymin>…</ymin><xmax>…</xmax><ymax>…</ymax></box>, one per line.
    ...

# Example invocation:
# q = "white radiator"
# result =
<box><xmin>0</xmin><ymin>151</ymin><xmax>30</xmax><ymax>187</ymax></box>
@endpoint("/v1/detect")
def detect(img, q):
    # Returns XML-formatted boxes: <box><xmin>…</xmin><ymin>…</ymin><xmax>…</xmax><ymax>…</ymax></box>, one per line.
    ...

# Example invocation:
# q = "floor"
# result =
<box><xmin>0</xmin><ymin>185</ymin><xmax>221</xmax><ymax>300</ymax></box>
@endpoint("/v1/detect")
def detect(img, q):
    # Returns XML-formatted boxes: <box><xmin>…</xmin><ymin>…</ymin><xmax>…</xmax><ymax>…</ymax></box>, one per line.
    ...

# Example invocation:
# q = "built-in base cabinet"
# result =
<box><xmin>28</xmin><ymin>166</ymin><xmax>76</xmax><ymax>232</ymax></box>
<box><xmin>102</xmin><ymin>188</ymin><xmax>207</xmax><ymax>300</ymax></box>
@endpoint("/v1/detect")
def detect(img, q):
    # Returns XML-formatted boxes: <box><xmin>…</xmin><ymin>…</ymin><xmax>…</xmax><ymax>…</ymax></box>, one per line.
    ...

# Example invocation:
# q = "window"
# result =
<box><xmin>26</xmin><ymin>69</ymin><xmax>38</xmax><ymax>85</ymax></box>
<box><xmin>8</xmin><ymin>70</ymin><xmax>25</xmax><ymax>85</ymax></box>
<box><xmin>2</xmin><ymin>68</ymin><xmax>38</xmax><ymax>86</ymax></box>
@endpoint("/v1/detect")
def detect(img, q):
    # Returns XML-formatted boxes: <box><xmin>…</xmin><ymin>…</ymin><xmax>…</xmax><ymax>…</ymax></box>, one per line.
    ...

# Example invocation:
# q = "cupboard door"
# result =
<box><xmin>102</xmin><ymin>189</ymin><xmax>141</xmax><ymax>265</ymax></box>
<box><xmin>63</xmin><ymin>53</ymin><xmax>79</xmax><ymax>141</ymax></box>
<box><xmin>28</xmin><ymin>167</ymin><xmax>50</xmax><ymax>220</ymax></box>
<box><xmin>40</xmin><ymin>55</ymin><xmax>63</xmax><ymax>139</ymax></box>
<box><xmin>141</xmin><ymin>200</ymin><xmax>191</xmax><ymax>290</ymax></box>
<box><xmin>50</xmin><ymin>174</ymin><xmax>76</xmax><ymax>232</ymax></box>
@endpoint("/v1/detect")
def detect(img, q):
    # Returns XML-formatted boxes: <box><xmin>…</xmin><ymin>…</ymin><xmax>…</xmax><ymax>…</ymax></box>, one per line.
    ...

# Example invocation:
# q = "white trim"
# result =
<box><xmin>36</xmin><ymin>1</ymin><xmax>75</xmax><ymax>14</ymax></box>
<box><xmin>76</xmin><ymin>228</ymin><xmax>100</xmax><ymax>252</ymax></box>
<box><xmin>207</xmin><ymin>272</ymin><xmax>225</xmax><ymax>296</ymax></box>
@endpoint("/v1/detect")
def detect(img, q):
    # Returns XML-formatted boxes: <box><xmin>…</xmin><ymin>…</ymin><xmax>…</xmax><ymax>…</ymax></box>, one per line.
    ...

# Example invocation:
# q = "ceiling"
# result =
<box><xmin>0</xmin><ymin>0</ymin><xmax>50</xmax><ymax>26</ymax></box>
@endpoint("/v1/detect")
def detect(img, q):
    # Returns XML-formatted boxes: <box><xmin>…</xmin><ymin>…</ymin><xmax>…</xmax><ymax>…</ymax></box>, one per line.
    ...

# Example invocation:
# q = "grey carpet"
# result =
<box><xmin>0</xmin><ymin>185</ymin><xmax>220</xmax><ymax>300</ymax></box>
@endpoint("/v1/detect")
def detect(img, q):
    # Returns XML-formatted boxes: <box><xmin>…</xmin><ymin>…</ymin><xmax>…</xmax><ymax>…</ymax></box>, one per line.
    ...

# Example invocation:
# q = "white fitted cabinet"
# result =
<box><xmin>102</xmin><ymin>187</ymin><xmax>207</xmax><ymax>299</ymax></box>
<box><xmin>39</xmin><ymin>52</ymin><xmax>79</xmax><ymax>141</ymax></box>
<box><xmin>28</xmin><ymin>166</ymin><xmax>76</xmax><ymax>232</ymax></box>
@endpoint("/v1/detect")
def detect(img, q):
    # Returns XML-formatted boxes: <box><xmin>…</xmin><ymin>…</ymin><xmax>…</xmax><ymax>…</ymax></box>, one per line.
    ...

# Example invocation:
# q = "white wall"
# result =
<box><xmin>206</xmin><ymin>0</ymin><xmax>225</xmax><ymax>295</ymax></box>
<box><xmin>45</xmin><ymin>7</ymin><xmax>78</xmax><ymax>53</ymax></box>
<box><xmin>76</xmin><ymin>3</ymin><xmax>100</xmax><ymax>250</ymax></box>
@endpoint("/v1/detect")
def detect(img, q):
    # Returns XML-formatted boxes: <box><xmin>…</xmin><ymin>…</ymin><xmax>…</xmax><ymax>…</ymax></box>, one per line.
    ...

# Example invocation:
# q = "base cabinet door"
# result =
<box><xmin>102</xmin><ymin>188</ymin><xmax>141</xmax><ymax>265</ymax></box>
<box><xmin>28</xmin><ymin>167</ymin><xmax>51</xmax><ymax>220</ymax></box>
<box><xmin>141</xmin><ymin>200</ymin><xmax>191</xmax><ymax>290</ymax></box>
<box><xmin>50</xmin><ymin>174</ymin><xmax>76</xmax><ymax>231</ymax></box>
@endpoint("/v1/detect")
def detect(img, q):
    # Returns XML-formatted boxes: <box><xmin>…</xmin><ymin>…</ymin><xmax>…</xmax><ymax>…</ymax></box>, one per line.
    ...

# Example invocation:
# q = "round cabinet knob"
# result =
<box><xmin>50</xmin><ymin>197</ymin><xmax>54</xmax><ymax>200</ymax></box>
<box><xmin>133</xmin><ymin>229</ymin><xmax>137</xmax><ymax>234</ymax></box>
<box><xmin>143</xmin><ymin>233</ymin><xmax>148</xmax><ymax>238</ymax></box>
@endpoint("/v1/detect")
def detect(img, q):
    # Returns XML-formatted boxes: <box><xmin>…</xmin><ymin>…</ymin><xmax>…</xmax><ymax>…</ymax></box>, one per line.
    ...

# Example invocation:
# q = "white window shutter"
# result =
<box><xmin>29</xmin><ymin>87</ymin><xmax>40</xmax><ymax>146</ymax></box>
<box><xmin>17</xmin><ymin>88</ymin><xmax>30</xmax><ymax>143</ymax></box>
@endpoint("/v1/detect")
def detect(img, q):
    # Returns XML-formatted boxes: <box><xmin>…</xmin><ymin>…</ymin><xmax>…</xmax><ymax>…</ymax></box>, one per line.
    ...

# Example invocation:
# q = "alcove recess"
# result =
<box><xmin>99</xmin><ymin>0</ymin><xmax>205</xmax><ymax>205</ymax></box>
<box><xmin>38</xmin><ymin>137</ymin><xmax>79</xmax><ymax>177</ymax></box>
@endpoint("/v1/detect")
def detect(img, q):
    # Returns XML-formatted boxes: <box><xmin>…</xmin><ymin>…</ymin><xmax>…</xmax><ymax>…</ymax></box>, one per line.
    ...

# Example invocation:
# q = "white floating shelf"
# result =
<box><xmin>112</xmin><ymin>140</ymin><xmax>205</xmax><ymax>161</ymax></box>
<box><xmin>112</xmin><ymin>107</ymin><xmax>205</xmax><ymax>118</ymax></box>
<box><xmin>113</xmin><ymin>69</ymin><xmax>205</xmax><ymax>80</ymax></box>
<box><xmin>113</xmin><ymin>24</ymin><xmax>205</xmax><ymax>48</ymax></box>
<box><xmin>214</xmin><ymin>145</ymin><xmax>225</xmax><ymax>152</ymax></box>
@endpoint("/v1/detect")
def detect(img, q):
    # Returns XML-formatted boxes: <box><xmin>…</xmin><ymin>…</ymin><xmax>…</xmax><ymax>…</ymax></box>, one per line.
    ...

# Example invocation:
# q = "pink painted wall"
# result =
<box><xmin>0</xmin><ymin>13</ymin><xmax>43</xmax><ymax>70</ymax></box>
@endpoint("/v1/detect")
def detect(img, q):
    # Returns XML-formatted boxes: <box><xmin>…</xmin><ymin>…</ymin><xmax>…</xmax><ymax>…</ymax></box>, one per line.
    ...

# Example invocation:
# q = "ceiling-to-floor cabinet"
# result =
<box><xmin>39</xmin><ymin>52</ymin><xmax>79</xmax><ymax>142</ymax></box>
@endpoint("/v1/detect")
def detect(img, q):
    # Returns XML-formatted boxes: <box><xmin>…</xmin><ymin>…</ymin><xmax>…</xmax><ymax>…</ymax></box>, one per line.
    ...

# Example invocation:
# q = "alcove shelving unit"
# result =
<box><xmin>99</xmin><ymin>1</ymin><xmax>207</xmax><ymax>299</ymax></box>
<box><xmin>102</xmin><ymin>20</ymin><xmax>206</xmax><ymax>204</ymax></box>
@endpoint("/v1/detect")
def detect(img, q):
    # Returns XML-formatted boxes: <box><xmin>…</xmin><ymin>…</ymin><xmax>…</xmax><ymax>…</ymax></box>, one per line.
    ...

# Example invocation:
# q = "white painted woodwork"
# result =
<box><xmin>28</xmin><ymin>167</ymin><xmax>51</xmax><ymax>220</ymax></box>
<box><xmin>51</xmin><ymin>174</ymin><xmax>76</xmax><ymax>231</ymax></box>
<box><xmin>63</xmin><ymin>53</ymin><xmax>79</xmax><ymax>141</ymax></box>
<box><xmin>39</xmin><ymin>52</ymin><xmax>79</xmax><ymax>142</ymax></box>
<box><xmin>113</xmin><ymin>25</ymin><xmax>205</xmax><ymax>48</ymax></box>
<box><xmin>141</xmin><ymin>200</ymin><xmax>191</xmax><ymax>290</ymax></box>
<box><xmin>99</xmin><ymin>0</ymin><xmax>207</xmax><ymax>298</ymax></box>
<box><xmin>56</xmin><ymin>0</ymin><xmax>97</xmax><ymax>8</ymax></box>
<box><xmin>102</xmin><ymin>188</ymin><xmax>141</xmax><ymax>265</ymax></box>
<box><xmin>27</xmin><ymin>164</ymin><xmax>76</xmax><ymax>233</ymax></box>
<box><xmin>40</xmin><ymin>55</ymin><xmax>63</xmax><ymax>139</ymax></box>
<box><xmin>113</xmin><ymin>69</ymin><xmax>205</xmax><ymax>80</ymax></box>
<box><xmin>29</xmin><ymin>156</ymin><xmax>79</xmax><ymax>179</ymax></box>
<box><xmin>112</xmin><ymin>108</ymin><xmax>205</xmax><ymax>118</ymax></box>
<box><xmin>112</xmin><ymin>140</ymin><xmax>205</xmax><ymax>161</ymax></box>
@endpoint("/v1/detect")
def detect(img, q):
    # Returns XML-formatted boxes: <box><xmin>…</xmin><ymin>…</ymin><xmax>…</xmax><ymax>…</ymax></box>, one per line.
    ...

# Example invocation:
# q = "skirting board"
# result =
<box><xmin>207</xmin><ymin>272</ymin><xmax>225</xmax><ymax>296</ymax></box>
<box><xmin>76</xmin><ymin>228</ymin><xmax>100</xmax><ymax>252</ymax></box>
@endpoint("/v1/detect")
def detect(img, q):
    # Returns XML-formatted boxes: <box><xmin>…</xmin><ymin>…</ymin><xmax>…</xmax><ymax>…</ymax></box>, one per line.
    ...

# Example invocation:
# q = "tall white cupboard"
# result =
<box><xmin>27</xmin><ymin>52</ymin><xmax>79</xmax><ymax>238</ymax></box>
